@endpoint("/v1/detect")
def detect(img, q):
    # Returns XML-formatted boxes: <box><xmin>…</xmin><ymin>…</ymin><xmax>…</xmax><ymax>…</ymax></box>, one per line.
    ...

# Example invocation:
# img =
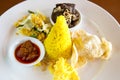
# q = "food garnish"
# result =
<box><xmin>50</xmin><ymin>57</ymin><xmax>80</xmax><ymax>80</ymax></box>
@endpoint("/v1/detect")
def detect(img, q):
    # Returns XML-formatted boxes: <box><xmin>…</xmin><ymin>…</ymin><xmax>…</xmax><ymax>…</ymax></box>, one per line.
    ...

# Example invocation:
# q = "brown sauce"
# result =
<box><xmin>15</xmin><ymin>40</ymin><xmax>40</xmax><ymax>64</ymax></box>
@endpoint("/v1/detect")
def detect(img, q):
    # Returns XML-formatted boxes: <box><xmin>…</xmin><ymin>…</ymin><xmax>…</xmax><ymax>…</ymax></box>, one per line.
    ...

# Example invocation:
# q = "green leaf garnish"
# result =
<box><xmin>28</xmin><ymin>10</ymin><xmax>35</xmax><ymax>14</ymax></box>
<box><xmin>16</xmin><ymin>25</ymin><xmax>24</xmax><ymax>28</ymax></box>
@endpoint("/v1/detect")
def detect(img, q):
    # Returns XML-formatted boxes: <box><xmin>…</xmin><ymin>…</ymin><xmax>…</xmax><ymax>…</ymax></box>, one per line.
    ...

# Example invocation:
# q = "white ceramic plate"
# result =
<box><xmin>0</xmin><ymin>0</ymin><xmax>120</xmax><ymax>80</ymax></box>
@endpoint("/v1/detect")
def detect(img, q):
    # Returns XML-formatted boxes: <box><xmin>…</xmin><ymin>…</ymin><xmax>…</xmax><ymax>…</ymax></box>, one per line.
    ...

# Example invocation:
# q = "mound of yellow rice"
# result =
<box><xmin>44</xmin><ymin>15</ymin><xmax>72</xmax><ymax>60</ymax></box>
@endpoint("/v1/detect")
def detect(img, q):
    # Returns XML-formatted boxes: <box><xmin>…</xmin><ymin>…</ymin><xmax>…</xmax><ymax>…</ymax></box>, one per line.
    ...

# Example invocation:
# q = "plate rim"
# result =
<box><xmin>0</xmin><ymin>0</ymin><xmax>120</xmax><ymax>80</ymax></box>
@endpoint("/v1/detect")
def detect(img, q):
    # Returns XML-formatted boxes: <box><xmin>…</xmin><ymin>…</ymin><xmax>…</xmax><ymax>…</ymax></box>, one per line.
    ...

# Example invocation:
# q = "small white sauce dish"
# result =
<box><xmin>8</xmin><ymin>37</ymin><xmax>45</xmax><ymax>67</ymax></box>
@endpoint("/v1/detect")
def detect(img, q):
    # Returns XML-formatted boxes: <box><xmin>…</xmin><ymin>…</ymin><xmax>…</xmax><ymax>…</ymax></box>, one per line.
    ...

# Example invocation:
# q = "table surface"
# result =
<box><xmin>0</xmin><ymin>0</ymin><xmax>120</xmax><ymax>24</ymax></box>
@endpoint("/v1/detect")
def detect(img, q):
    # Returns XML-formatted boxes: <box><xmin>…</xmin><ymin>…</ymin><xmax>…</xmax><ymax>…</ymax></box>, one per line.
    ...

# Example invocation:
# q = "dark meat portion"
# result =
<box><xmin>26</xmin><ymin>50</ymin><xmax>38</xmax><ymax>61</ymax></box>
<box><xmin>56</xmin><ymin>3</ymin><xmax>75</xmax><ymax>13</ymax></box>
<box><xmin>51</xmin><ymin>3</ymin><xmax>80</xmax><ymax>28</ymax></box>
<box><xmin>15</xmin><ymin>40</ymin><xmax>40</xmax><ymax>63</ymax></box>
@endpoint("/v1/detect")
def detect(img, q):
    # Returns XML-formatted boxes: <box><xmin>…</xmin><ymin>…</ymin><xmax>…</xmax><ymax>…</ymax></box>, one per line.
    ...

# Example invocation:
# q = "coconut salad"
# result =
<box><xmin>15</xmin><ymin>10</ymin><xmax>52</xmax><ymax>42</ymax></box>
<box><xmin>13</xmin><ymin>3</ymin><xmax>112</xmax><ymax>80</ymax></box>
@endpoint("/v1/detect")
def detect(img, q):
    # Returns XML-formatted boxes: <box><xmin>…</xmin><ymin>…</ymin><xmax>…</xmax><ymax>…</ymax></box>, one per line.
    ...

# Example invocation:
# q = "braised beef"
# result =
<box><xmin>51</xmin><ymin>3</ymin><xmax>80</xmax><ymax>28</ymax></box>
<box><xmin>15</xmin><ymin>40</ymin><xmax>40</xmax><ymax>64</ymax></box>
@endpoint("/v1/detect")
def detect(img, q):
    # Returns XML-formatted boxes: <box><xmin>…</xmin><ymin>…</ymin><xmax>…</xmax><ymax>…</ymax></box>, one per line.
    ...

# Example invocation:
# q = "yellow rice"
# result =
<box><xmin>44</xmin><ymin>16</ymin><xmax>72</xmax><ymax>60</ymax></box>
